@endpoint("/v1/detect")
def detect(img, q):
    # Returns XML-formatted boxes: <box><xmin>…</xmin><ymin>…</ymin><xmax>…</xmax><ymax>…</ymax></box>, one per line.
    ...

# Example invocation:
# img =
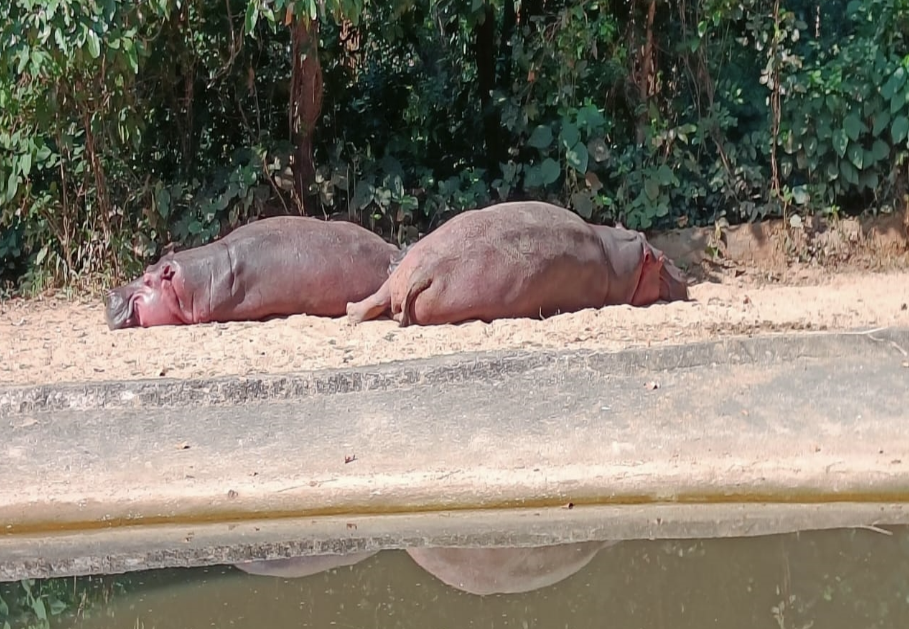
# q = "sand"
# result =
<box><xmin>2</xmin><ymin>266</ymin><xmax>908</xmax><ymax>388</ymax></box>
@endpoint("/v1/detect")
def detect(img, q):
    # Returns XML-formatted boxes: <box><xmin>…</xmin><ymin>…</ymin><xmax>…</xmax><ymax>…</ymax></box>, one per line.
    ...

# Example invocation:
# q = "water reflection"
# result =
<box><xmin>234</xmin><ymin>550</ymin><xmax>379</xmax><ymax>579</ymax></box>
<box><xmin>406</xmin><ymin>541</ymin><xmax>614</xmax><ymax>595</ymax></box>
<box><xmin>29</xmin><ymin>527</ymin><xmax>909</xmax><ymax>629</ymax></box>
<box><xmin>233</xmin><ymin>542</ymin><xmax>610</xmax><ymax>596</ymax></box>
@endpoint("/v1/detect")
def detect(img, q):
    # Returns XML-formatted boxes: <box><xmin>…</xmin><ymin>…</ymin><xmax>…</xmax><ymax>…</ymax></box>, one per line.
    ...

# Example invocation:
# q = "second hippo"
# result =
<box><xmin>346</xmin><ymin>201</ymin><xmax>689</xmax><ymax>326</ymax></box>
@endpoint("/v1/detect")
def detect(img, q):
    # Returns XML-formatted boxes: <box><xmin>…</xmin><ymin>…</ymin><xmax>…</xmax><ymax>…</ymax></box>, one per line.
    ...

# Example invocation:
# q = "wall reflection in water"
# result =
<box><xmin>66</xmin><ymin>527</ymin><xmax>909</xmax><ymax>629</ymax></box>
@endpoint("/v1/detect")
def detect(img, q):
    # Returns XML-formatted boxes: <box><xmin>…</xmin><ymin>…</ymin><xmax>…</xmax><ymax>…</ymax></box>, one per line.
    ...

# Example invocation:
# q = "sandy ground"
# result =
<box><xmin>1</xmin><ymin>265</ymin><xmax>908</xmax><ymax>388</ymax></box>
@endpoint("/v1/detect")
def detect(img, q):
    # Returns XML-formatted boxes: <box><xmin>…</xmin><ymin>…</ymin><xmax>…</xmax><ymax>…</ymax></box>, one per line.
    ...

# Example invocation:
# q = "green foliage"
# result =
<box><xmin>0</xmin><ymin>579</ymin><xmax>70</xmax><ymax>629</ymax></box>
<box><xmin>1</xmin><ymin>0</ymin><xmax>908</xmax><ymax>291</ymax></box>
<box><xmin>0</xmin><ymin>575</ymin><xmax>130</xmax><ymax>629</ymax></box>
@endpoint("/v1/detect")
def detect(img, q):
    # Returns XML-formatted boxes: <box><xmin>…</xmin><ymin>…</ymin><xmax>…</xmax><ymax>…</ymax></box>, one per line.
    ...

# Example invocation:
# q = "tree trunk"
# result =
<box><xmin>474</xmin><ymin>2</ymin><xmax>501</xmax><ymax>170</ymax></box>
<box><xmin>635</xmin><ymin>0</ymin><xmax>657</xmax><ymax>144</ymax></box>
<box><xmin>289</xmin><ymin>16</ymin><xmax>323</xmax><ymax>214</ymax></box>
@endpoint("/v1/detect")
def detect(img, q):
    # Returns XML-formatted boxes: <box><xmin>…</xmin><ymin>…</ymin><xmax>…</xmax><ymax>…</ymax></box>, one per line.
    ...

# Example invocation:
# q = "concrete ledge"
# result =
<box><xmin>2</xmin><ymin>327</ymin><xmax>907</xmax><ymax>417</ymax></box>
<box><xmin>2</xmin><ymin>328</ymin><xmax>909</xmax><ymax>581</ymax></box>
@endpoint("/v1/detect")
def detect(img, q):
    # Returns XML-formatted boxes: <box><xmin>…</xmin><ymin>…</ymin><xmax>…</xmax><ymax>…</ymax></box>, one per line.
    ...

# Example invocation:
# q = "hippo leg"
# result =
<box><xmin>398</xmin><ymin>274</ymin><xmax>433</xmax><ymax>327</ymax></box>
<box><xmin>347</xmin><ymin>281</ymin><xmax>392</xmax><ymax>324</ymax></box>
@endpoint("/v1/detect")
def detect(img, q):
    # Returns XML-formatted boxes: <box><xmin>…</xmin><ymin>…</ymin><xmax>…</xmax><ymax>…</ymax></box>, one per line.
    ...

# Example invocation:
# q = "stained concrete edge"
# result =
<box><xmin>2</xmin><ymin>326</ymin><xmax>908</xmax><ymax>417</ymax></box>
<box><xmin>3</xmin><ymin>503</ymin><xmax>909</xmax><ymax>582</ymax></box>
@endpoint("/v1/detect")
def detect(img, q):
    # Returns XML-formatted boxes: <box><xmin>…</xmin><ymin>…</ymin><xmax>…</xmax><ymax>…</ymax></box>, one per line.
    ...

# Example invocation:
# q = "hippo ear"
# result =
<box><xmin>160</xmin><ymin>263</ymin><xmax>175</xmax><ymax>281</ymax></box>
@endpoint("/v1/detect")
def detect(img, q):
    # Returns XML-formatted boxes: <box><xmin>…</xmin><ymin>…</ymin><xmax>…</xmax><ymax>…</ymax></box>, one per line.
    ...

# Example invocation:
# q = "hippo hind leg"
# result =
<box><xmin>347</xmin><ymin>281</ymin><xmax>392</xmax><ymax>324</ymax></box>
<box><xmin>398</xmin><ymin>274</ymin><xmax>433</xmax><ymax>327</ymax></box>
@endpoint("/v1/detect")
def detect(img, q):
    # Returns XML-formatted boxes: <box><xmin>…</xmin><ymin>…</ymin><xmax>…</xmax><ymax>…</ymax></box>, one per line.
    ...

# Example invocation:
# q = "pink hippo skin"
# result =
<box><xmin>406</xmin><ymin>540</ymin><xmax>616</xmax><ymax>596</ymax></box>
<box><xmin>346</xmin><ymin>201</ymin><xmax>689</xmax><ymax>326</ymax></box>
<box><xmin>105</xmin><ymin>216</ymin><xmax>400</xmax><ymax>330</ymax></box>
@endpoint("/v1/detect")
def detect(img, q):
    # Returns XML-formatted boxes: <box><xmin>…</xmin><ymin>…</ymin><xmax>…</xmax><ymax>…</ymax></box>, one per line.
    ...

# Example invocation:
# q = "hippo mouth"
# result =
<box><xmin>104</xmin><ymin>286</ymin><xmax>139</xmax><ymax>330</ymax></box>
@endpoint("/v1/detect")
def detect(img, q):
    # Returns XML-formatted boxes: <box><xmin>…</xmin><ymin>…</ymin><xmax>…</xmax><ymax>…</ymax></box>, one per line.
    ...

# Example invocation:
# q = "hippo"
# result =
<box><xmin>406</xmin><ymin>540</ymin><xmax>616</xmax><ymax>596</ymax></box>
<box><xmin>346</xmin><ymin>201</ymin><xmax>689</xmax><ymax>326</ymax></box>
<box><xmin>106</xmin><ymin>216</ymin><xmax>400</xmax><ymax>330</ymax></box>
<box><xmin>234</xmin><ymin>550</ymin><xmax>379</xmax><ymax>579</ymax></box>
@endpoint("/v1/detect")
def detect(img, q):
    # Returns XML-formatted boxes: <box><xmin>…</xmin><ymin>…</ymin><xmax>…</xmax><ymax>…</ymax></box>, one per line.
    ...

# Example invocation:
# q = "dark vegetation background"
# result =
<box><xmin>1</xmin><ymin>0</ymin><xmax>908</xmax><ymax>294</ymax></box>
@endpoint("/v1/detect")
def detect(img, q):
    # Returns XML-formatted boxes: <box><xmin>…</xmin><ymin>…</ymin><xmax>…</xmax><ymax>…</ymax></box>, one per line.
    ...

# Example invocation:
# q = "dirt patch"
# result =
<box><xmin>1</xmin><ymin>263</ymin><xmax>908</xmax><ymax>387</ymax></box>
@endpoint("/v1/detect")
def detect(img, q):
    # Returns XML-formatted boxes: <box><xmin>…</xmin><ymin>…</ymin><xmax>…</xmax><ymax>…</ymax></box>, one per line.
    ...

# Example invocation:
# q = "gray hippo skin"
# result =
<box><xmin>106</xmin><ymin>216</ymin><xmax>399</xmax><ymax>329</ymax></box>
<box><xmin>406</xmin><ymin>540</ymin><xmax>616</xmax><ymax>596</ymax></box>
<box><xmin>234</xmin><ymin>550</ymin><xmax>379</xmax><ymax>578</ymax></box>
<box><xmin>346</xmin><ymin>201</ymin><xmax>689</xmax><ymax>327</ymax></box>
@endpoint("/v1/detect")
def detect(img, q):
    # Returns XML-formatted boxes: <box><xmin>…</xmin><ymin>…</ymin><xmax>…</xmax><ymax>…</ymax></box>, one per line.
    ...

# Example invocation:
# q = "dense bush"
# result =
<box><xmin>1</xmin><ymin>0</ymin><xmax>908</xmax><ymax>293</ymax></box>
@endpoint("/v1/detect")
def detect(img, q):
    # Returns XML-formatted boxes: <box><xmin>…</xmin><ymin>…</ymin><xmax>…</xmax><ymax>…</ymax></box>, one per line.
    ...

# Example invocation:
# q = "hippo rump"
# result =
<box><xmin>406</xmin><ymin>540</ymin><xmax>616</xmax><ymax>596</ymax></box>
<box><xmin>106</xmin><ymin>216</ymin><xmax>400</xmax><ymax>330</ymax></box>
<box><xmin>346</xmin><ymin>201</ymin><xmax>689</xmax><ymax>326</ymax></box>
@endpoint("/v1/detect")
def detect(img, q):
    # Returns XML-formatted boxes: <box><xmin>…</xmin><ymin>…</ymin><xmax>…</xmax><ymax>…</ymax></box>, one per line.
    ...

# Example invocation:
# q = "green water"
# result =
<box><xmin>4</xmin><ymin>527</ymin><xmax>909</xmax><ymax>629</ymax></box>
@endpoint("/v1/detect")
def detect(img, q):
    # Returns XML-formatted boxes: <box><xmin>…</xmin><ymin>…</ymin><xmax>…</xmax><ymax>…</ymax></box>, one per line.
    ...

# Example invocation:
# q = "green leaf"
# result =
<box><xmin>19</xmin><ymin>152</ymin><xmax>32</xmax><ymax>177</ymax></box>
<box><xmin>576</xmin><ymin>105</ymin><xmax>605</xmax><ymax>134</ymax></box>
<box><xmin>839</xmin><ymin>159</ymin><xmax>859</xmax><ymax>186</ymax></box>
<box><xmin>805</xmin><ymin>136</ymin><xmax>818</xmax><ymax>156</ymax></box>
<box><xmin>559</xmin><ymin>121</ymin><xmax>580</xmax><ymax>149</ymax></box>
<box><xmin>540</xmin><ymin>157</ymin><xmax>560</xmax><ymax>185</ymax></box>
<box><xmin>832</xmin><ymin>129</ymin><xmax>849</xmax><ymax>157</ymax></box>
<box><xmin>352</xmin><ymin>180</ymin><xmax>374</xmax><ymax>209</ymax></box>
<box><xmin>872</xmin><ymin>139</ymin><xmax>890</xmax><ymax>162</ymax></box>
<box><xmin>891</xmin><ymin>90</ymin><xmax>907</xmax><ymax>115</ymax></box>
<box><xmin>892</xmin><ymin>115</ymin><xmax>909</xmax><ymax>144</ymax></box>
<box><xmin>35</xmin><ymin>144</ymin><xmax>51</xmax><ymax>162</ymax></box>
<box><xmin>523</xmin><ymin>165</ymin><xmax>543</xmax><ymax>188</ymax></box>
<box><xmin>245</xmin><ymin>0</ymin><xmax>259</xmax><ymax>34</ymax></box>
<box><xmin>872</xmin><ymin>110</ymin><xmax>891</xmax><ymax>136</ymax></box>
<box><xmin>571</xmin><ymin>191</ymin><xmax>594</xmax><ymax>219</ymax></box>
<box><xmin>565</xmin><ymin>141</ymin><xmax>589</xmax><ymax>173</ymax></box>
<box><xmin>882</xmin><ymin>67</ymin><xmax>906</xmax><ymax>100</ymax></box>
<box><xmin>859</xmin><ymin>170</ymin><xmax>879</xmax><ymax>191</ymax></box>
<box><xmin>791</xmin><ymin>185</ymin><xmax>809</xmax><ymax>205</ymax></box>
<box><xmin>644</xmin><ymin>177</ymin><xmax>660</xmax><ymax>201</ymax></box>
<box><xmin>656</xmin><ymin>164</ymin><xmax>674</xmax><ymax>185</ymax></box>
<box><xmin>847</xmin><ymin>143</ymin><xmax>864</xmax><ymax>170</ymax></box>
<box><xmin>86</xmin><ymin>29</ymin><xmax>101</xmax><ymax>58</ymax></box>
<box><xmin>5</xmin><ymin>171</ymin><xmax>18</xmax><ymax>202</ymax></box>
<box><xmin>527</xmin><ymin>125</ymin><xmax>553</xmax><ymax>150</ymax></box>
<box><xmin>188</xmin><ymin>219</ymin><xmax>203</xmax><ymax>235</ymax></box>
<box><xmin>826</xmin><ymin>161</ymin><xmax>839</xmax><ymax>181</ymax></box>
<box><xmin>843</xmin><ymin>114</ymin><xmax>863</xmax><ymax>141</ymax></box>
<box><xmin>32</xmin><ymin>597</ymin><xmax>47</xmax><ymax>621</ymax></box>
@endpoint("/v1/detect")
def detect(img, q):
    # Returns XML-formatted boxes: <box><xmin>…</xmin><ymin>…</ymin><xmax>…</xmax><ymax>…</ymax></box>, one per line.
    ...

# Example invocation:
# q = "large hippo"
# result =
<box><xmin>234</xmin><ymin>550</ymin><xmax>379</xmax><ymax>579</ymax></box>
<box><xmin>406</xmin><ymin>540</ymin><xmax>615</xmax><ymax>596</ymax></box>
<box><xmin>106</xmin><ymin>216</ymin><xmax>400</xmax><ymax>330</ymax></box>
<box><xmin>346</xmin><ymin>201</ymin><xmax>689</xmax><ymax>326</ymax></box>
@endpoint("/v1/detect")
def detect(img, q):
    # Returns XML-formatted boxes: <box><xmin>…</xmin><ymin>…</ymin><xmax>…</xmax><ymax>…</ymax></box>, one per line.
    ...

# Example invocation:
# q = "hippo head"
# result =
<box><xmin>590</xmin><ymin>224</ymin><xmax>689</xmax><ymax>306</ymax></box>
<box><xmin>105</xmin><ymin>257</ymin><xmax>188</xmax><ymax>330</ymax></box>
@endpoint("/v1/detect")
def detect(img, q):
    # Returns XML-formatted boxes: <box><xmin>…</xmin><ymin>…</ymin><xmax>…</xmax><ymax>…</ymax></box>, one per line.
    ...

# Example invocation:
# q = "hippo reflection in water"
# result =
<box><xmin>407</xmin><ymin>540</ymin><xmax>616</xmax><ymax>596</ymax></box>
<box><xmin>234</xmin><ymin>550</ymin><xmax>379</xmax><ymax>578</ymax></box>
<box><xmin>233</xmin><ymin>541</ymin><xmax>615</xmax><ymax>595</ymax></box>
